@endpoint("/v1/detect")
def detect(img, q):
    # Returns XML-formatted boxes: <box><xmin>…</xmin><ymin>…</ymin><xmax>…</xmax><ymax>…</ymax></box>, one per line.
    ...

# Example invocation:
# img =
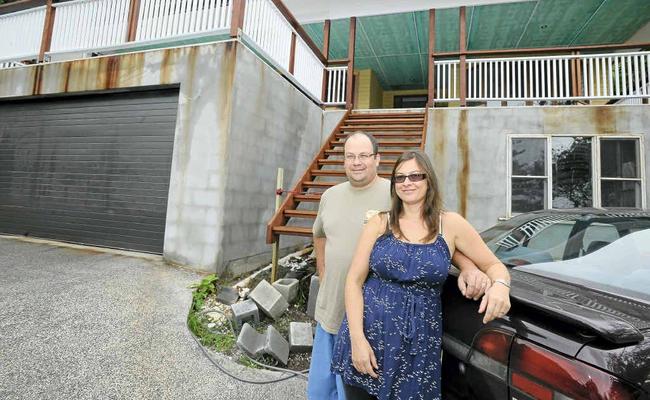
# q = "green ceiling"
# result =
<box><xmin>302</xmin><ymin>0</ymin><xmax>650</xmax><ymax>90</ymax></box>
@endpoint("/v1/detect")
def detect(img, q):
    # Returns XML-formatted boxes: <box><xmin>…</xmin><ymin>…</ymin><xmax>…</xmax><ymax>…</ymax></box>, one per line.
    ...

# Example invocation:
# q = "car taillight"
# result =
<box><xmin>510</xmin><ymin>338</ymin><xmax>642</xmax><ymax>400</ymax></box>
<box><xmin>468</xmin><ymin>329</ymin><xmax>514</xmax><ymax>381</ymax></box>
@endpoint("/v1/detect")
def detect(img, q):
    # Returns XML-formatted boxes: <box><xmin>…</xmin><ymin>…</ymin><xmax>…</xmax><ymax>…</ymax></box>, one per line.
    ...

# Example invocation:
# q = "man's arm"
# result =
<box><xmin>313</xmin><ymin>235</ymin><xmax>326</xmax><ymax>279</ymax></box>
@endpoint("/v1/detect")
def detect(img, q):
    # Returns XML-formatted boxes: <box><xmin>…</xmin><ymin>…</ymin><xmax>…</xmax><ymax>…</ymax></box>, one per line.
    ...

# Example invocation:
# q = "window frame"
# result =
<box><xmin>507</xmin><ymin>134</ymin><xmax>646</xmax><ymax>217</ymax></box>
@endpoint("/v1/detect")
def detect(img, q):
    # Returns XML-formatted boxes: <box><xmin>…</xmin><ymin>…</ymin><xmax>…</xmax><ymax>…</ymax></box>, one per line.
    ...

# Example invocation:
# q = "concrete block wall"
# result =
<box><xmin>218</xmin><ymin>44</ymin><xmax>325</xmax><ymax>274</ymax></box>
<box><xmin>425</xmin><ymin>105</ymin><xmax>650</xmax><ymax>231</ymax></box>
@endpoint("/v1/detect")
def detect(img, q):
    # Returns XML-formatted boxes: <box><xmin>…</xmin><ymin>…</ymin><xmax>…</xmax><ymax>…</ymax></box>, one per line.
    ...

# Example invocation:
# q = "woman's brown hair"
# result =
<box><xmin>389</xmin><ymin>150</ymin><xmax>443</xmax><ymax>243</ymax></box>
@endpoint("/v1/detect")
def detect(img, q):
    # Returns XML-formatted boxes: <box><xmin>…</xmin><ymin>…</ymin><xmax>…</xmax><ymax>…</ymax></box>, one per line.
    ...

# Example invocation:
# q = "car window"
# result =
<box><xmin>516</xmin><ymin>229</ymin><xmax>650</xmax><ymax>302</ymax></box>
<box><xmin>581</xmin><ymin>222</ymin><xmax>620</xmax><ymax>255</ymax></box>
<box><xmin>527</xmin><ymin>221</ymin><xmax>574</xmax><ymax>261</ymax></box>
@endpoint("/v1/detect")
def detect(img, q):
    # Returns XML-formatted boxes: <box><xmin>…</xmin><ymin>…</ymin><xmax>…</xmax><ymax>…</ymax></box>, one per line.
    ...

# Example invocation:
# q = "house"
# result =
<box><xmin>0</xmin><ymin>0</ymin><xmax>648</xmax><ymax>274</ymax></box>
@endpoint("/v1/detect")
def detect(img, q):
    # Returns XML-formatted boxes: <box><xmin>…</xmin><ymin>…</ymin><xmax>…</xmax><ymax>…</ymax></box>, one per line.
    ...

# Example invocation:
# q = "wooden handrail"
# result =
<box><xmin>266</xmin><ymin>110</ymin><xmax>351</xmax><ymax>244</ymax></box>
<box><xmin>433</xmin><ymin>42</ymin><xmax>650</xmax><ymax>58</ymax></box>
<box><xmin>328</xmin><ymin>59</ymin><xmax>349</xmax><ymax>66</ymax></box>
<box><xmin>270</xmin><ymin>0</ymin><xmax>327</xmax><ymax>65</ymax></box>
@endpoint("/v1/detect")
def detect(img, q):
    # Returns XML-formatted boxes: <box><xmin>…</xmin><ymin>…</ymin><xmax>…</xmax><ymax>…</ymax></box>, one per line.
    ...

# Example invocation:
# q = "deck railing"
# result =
<box><xmin>434</xmin><ymin>51</ymin><xmax>650</xmax><ymax>103</ymax></box>
<box><xmin>0</xmin><ymin>0</ymin><xmax>333</xmax><ymax>104</ymax></box>
<box><xmin>136</xmin><ymin>0</ymin><xmax>232</xmax><ymax>42</ymax></box>
<box><xmin>0</xmin><ymin>6</ymin><xmax>46</xmax><ymax>61</ymax></box>
<box><xmin>325</xmin><ymin>66</ymin><xmax>348</xmax><ymax>105</ymax></box>
<box><xmin>51</xmin><ymin>0</ymin><xmax>131</xmax><ymax>53</ymax></box>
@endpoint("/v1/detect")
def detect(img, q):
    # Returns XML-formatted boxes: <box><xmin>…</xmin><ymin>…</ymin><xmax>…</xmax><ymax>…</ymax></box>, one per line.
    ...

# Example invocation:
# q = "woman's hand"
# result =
<box><xmin>478</xmin><ymin>283</ymin><xmax>511</xmax><ymax>324</ymax></box>
<box><xmin>351</xmin><ymin>336</ymin><xmax>379</xmax><ymax>378</ymax></box>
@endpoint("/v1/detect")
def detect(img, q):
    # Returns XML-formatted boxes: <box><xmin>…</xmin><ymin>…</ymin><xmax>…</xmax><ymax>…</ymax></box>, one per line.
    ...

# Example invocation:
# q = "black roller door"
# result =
<box><xmin>0</xmin><ymin>88</ymin><xmax>179</xmax><ymax>254</ymax></box>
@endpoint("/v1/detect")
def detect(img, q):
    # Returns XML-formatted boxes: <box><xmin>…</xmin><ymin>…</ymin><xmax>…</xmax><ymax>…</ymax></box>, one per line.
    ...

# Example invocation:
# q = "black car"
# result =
<box><xmin>442</xmin><ymin>209</ymin><xmax>650</xmax><ymax>400</ymax></box>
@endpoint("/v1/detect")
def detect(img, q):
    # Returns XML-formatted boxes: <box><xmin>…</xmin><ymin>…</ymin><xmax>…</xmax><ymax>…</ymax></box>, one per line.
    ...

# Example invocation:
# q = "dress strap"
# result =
<box><xmin>438</xmin><ymin>212</ymin><xmax>444</xmax><ymax>237</ymax></box>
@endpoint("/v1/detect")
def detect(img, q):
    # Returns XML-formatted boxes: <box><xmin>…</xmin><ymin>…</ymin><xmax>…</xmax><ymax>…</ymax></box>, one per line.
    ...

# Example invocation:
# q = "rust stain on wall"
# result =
<box><xmin>104</xmin><ymin>56</ymin><xmax>121</xmax><ymax>89</ymax></box>
<box><xmin>593</xmin><ymin>106</ymin><xmax>615</xmax><ymax>134</ymax></box>
<box><xmin>161</xmin><ymin>48</ymin><xmax>173</xmax><ymax>85</ymax></box>
<box><xmin>218</xmin><ymin>42</ymin><xmax>238</xmax><ymax>159</ymax></box>
<box><xmin>118</xmin><ymin>52</ymin><xmax>145</xmax><ymax>87</ymax></box>
<box><xmin>457</xmin><ymin>110</ymin><xmax>469</xmax><ymax>218</ymax></box>
<box><xmin>62</xmin><ymin>62</ymin><xmax>72</xmax><ymax>92</ymax></box>
<box><xmin>31</xmin><ymin>65</ymin><xmax>43</xmax><ymax>95</ymax></box>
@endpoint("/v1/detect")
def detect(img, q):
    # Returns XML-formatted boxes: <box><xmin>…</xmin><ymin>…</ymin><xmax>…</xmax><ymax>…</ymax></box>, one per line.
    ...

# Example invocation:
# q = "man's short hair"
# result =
<box><xmin>345</xmin><ymin>131</ymin><xmax>379</xmax><ymax>154</ymax></box>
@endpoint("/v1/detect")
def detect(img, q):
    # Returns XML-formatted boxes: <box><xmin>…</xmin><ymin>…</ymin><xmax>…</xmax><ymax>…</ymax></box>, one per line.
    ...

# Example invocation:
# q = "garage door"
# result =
<box><xmin>0</xmin><ymin>88</ymin><xmax>179</xmax><ymax>254</ymax></box>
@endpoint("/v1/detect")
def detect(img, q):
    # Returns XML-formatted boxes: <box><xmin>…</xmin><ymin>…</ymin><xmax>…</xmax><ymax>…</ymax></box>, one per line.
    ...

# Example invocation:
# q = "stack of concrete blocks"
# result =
<box><xmin>306</xmin><ymin>275</ymin><xmax>320</xmax><ymax>319</ymax></box>
<box><xmin>230</xmin><ymin>299</ymin><xmax>260</xmax><ymax>329</ymax></box>
<box><xmin>272</xmin><ymin>278</ymin><xmax>299</xmax><ymax>303</ymax></box>
<box><xmin>289</xmin><ymin>322</ymin><xmax>313</xmax><ymax>353</ymax></box>
<box><xmin>236</xmin><ymin>323</ymin><xmax>290</xmax><ymax>365</ymax></box>
<box><xmin>248</xmin><ymin>279</ymin><xmax>289</xmax><ymax>320</ymax></box>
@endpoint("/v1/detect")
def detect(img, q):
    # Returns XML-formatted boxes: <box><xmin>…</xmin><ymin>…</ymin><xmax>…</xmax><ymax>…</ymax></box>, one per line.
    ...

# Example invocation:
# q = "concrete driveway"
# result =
<box><xmin>0</xmin><ymin>237</ymin><xmax>307</xmax><ymax>400</ymax></box>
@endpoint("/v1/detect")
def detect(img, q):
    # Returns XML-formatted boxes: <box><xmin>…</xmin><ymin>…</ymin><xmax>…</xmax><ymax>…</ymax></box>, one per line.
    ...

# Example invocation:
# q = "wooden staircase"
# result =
<box><xmin>266</xmin><ymin>110</ymin><xmax>428</xmax><ymax>243</ymax></box>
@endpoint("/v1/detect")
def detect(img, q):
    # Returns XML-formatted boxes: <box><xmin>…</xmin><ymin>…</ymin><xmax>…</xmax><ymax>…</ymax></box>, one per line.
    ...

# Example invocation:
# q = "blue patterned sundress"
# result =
<box><xmin>331</xmin><ymin>232</ymin><xmax>451</xmax><ymax>400</ymax></box>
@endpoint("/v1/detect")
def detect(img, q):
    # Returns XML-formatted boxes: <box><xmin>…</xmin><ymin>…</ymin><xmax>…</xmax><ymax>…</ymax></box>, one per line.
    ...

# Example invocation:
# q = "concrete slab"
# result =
<box><xmin>289</xmin><ymin>322</ymin><xmax>313</xmax><ymax>353</ymax></box>
<box><xmin>248</xmin><ymin>279</ymin><xmax>289</xmax><ymax>320</ymax></box>
<box><xmin>306</xmin><ymin>275</ymin><xmax>320</xmax><ymax>319</ymax></box>
<box><xmin>272</xmin><ymin>278</ymin><xmax>299</xmax><ymax>303</ymax></box>
<box><xmin>216</xmin><ymin>286</ymin><xmax>240</xmax><ymax>305</ymax></box>
<box><xmin>231</xmin><ymin>299</ymin><xmax>260</xmax><ymax>328</ymax></box>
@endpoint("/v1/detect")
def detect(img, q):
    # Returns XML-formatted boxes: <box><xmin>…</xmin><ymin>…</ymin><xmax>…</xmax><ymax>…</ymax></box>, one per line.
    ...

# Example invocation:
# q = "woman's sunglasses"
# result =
<box><xmin>393</xmin><ymin>173</ymin><xmax>427</xmax><ymax>183</ymax></box>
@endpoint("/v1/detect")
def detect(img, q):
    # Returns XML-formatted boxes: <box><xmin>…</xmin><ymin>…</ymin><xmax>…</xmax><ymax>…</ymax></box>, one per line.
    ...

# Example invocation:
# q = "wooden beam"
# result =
<box><xmin>433</xmin><ymin>42</ymin><xmax>650</xmax><ymax>58</ymax></box>
<box><xmin>459</xmin><ymin>6</ymin><xmax>467</xmax><ymax>107</ymax></box>
<box><xmin>0</xmin><ymin>0</ymin><xmax>46</xmax><ymax>16</ymax></box>
<box><xmin>230</xmin><ymin>0</ymin><xmax>246</xmax><ymax>38</ymax></box>
<box><xmin>427</xmin><ymin>9</ymin><xmax>436</xmax><ymax>108</ymax></box>
<box><xmin>37</xmin><ymin>0</ymin><xmax>55</xmax><ymax>62</ymax></box>
<box><xmin>126</xmin><ymin>0</ymin><xmax>141</xmax><ymax>42</ymax></box>
<box><xmin>346</xmin><ymin>17</ymin><xmax>356</xmax><ymax>110</ymax></box>
<box><xmin>321</xmin><ymin>20</ymin><xmax>331</xmax><ymax>103</ymax></box>
<box><xmin>323</xmin><ymin>19</ymin><xmax>331</xmax><ymax>59</ymax></box>
<box><xmin>288</xmin><ymin>32</ymin><xmax>297</xmax><ymax>74</ymax></box>
<box><xmin>575</xmin><ymin>50</ymin><xmax>583</xmax><ymax>98</ymax></box>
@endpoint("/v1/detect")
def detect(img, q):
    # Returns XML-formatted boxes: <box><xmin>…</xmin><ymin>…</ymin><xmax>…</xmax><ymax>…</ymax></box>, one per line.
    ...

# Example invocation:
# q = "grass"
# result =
<box><xmin>187</xmin><ymin>274</ymin><xmax>237</xmax><ymax>354</ymax></box>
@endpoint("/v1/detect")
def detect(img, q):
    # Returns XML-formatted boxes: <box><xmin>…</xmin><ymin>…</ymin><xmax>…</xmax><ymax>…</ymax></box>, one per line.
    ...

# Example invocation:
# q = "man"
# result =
<box><xmin>307</xmin><ymin>132</ymin><xmax>488</xmax><ymax>400</ymax></box>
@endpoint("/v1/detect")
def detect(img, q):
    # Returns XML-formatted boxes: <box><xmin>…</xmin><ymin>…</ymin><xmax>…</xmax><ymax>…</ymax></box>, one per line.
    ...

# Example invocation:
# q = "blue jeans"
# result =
<box><xmin>307</xmin><ymin>324</ymin><xmax>346</xmax><ymax>400</ymax></box>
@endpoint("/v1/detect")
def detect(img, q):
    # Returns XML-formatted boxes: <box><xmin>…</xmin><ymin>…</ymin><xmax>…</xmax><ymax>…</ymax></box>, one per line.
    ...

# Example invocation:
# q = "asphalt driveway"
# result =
<box><xmin>0</xmin><ymin>237</ymin><xmax>307</xmax><ymax>400</ymax></box>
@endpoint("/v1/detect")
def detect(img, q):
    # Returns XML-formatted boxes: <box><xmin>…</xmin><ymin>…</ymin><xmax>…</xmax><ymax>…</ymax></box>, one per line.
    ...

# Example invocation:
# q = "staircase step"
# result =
<box><xmin>331</xmin><ymin>140</ymin><xmax>421</xmax><ymax>147</ymax></box>
<box><xmin>284</xmin><ymin>210</ymin><xmax>317</xmax><ymax>219</ymax></box>
<box><xmin>317</xmin><ymin>159</ymin><xmax>396</xmax><ymax>166</ymax></box>
<box><xmin>349</xmin><ymin>112</ymin><xmax>425</xmax><ymax>119</ymax></box>
<box><xmin>346</xmin><ymin>118</ymin><xmax>424</xmax><ymax>124</ymax></box>
<box><xmin>341</xmin><ymin>125</ymin><xmax>422</xmax><ymax>131</ymax></box>
<box><xmin>335</xmin><ymin>132</ymin><xmax>422</xmax><ymax>139</ymax></box>
<box><xmin>294</xmin><ymin>193</ymin><xmax>322</xmax><ymax>202</ymax></box>
<box><xmin>272</xmin><ymin>226</ymin><xmax>313</xmax><ymax>237</ymax></box>
<box><xmin>303</xmin><ymin>181</ymin><xmax>338</xmax><ymax>188</ymax></box>
<box><xmin>325</xmin><ymin>149</ymin><xmax>409</xmax><ymax>156</ymax></box>
<box><xmin>311</xmin><ymin>170</ymin><xmax>391</xmax><ymax>178</ymax></box>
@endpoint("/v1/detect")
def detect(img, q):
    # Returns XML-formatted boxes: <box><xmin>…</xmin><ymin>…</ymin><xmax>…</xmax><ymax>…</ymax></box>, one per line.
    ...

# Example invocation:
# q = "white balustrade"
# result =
<box><xmin>434</xmin><ymin>51</ymin><xmax>650</xmax><ymax>102</ymax></box>
<box><xmin>434</xmin><ymin>60</ymin><xmax>459</xmax><ymax>101</ymax></box>
<box><xmin>0</xmin><ymin>6</ymin><xmax>46</xmax><ymax>61</ymax></box>
<box><xmin>50</xmin><ymin>0</ymin><xmax>130</xmax><ymax>53</ymax></box>
<box><xmin>325</xmin><ymin>66</ymin><xmax>347</xmax><ymax>105</ymax></box>
<box><xmin>136</xmin><ymin>0</ymin><xmax>232</xmax><ymax>42</ymax></box>
<box><xmin>242</xmin><ymin>0</ymin><xmax>293</xmax><ymax>71</ymax></box>
<box><xmin>293</xmin><ymin>36</ymin><xmax>324</xmax><ymax>100</ymax></box>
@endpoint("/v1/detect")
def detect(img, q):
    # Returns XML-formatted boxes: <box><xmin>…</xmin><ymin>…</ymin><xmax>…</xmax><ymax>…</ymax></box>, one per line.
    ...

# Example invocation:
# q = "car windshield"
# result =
<box><xmin>513</xmin><ymin>229</ymin><xmax>650</xmax><ymax>302</ymax></box>
<box><xmin>481</xmin><ymin>213</ymin><xmax>650</xmax><ymax>267</ymax></box>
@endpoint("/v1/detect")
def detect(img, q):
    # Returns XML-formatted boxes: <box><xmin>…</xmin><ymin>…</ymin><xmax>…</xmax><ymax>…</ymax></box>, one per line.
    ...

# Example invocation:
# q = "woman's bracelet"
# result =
<box><xmin>493</xmin><ymin>279</ymin><xmax>511</xmax><ymax>289</ymax></box>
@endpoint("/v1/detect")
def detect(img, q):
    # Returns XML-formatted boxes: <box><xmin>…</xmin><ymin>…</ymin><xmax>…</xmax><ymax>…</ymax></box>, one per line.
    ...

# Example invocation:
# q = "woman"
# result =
<box><xmin>331</xmin><ymin>150</ymin><xmax>511</xmax><ymax>400</ymax></box>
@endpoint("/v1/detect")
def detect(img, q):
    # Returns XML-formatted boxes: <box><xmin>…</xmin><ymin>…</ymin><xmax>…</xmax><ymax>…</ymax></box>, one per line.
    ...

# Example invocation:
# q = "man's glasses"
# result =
<box><xmin>344</xmin><ymin>153</ymin><xmax>375</xmax><ymax>162</ymax></box>
<box><xmin>393</xmin><ymin>173</ymin><xmax>427</xmax><ymax>183</ymax></box>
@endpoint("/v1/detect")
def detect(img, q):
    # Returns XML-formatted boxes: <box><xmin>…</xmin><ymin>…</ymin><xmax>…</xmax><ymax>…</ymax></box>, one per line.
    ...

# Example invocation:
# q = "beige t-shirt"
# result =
<box><xmin>312</xmin><ymin>177</ymin><xmax>391</xmax><ymax>334</ymax></box>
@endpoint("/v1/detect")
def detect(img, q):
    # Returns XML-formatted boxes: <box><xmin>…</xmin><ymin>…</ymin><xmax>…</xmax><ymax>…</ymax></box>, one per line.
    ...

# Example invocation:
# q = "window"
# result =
<box><xmin>508</xmin><ymin>136</ymin><xmax>645</xmax><ymax>215</ymax></box>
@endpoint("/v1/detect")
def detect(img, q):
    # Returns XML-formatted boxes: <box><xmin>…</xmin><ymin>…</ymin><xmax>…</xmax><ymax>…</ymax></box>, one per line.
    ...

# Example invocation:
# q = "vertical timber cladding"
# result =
<box><xmin>0</xmin><ymin>88</ymin><xmax>179</xmax><ymax>254</ymax></box>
